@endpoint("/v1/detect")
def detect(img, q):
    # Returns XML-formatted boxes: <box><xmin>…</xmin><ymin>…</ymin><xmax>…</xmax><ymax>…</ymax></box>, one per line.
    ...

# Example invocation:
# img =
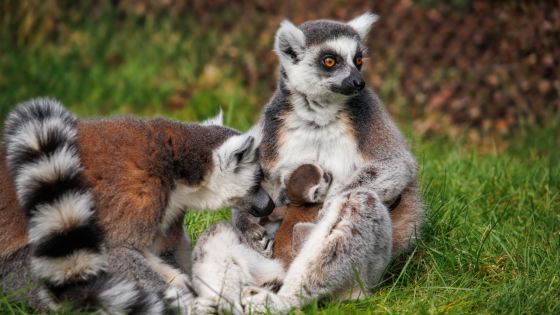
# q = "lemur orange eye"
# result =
<box><xmin>356</xmin><ymin>57</ymin><xmax>362</xmax><ymax>66</ymax></box>
<box><xmin>323</xmin><ymin>57</ymin><xmax>335</xmax><ymax>67</ymax></box>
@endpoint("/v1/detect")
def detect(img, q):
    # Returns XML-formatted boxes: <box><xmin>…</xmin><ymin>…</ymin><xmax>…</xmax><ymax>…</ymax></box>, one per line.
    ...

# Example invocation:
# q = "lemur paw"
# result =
<box><xmin>189</xmin><ymin>296</ymin><xmax>243</xmax><ymax>315</ymax></box>
<box><xmin>169</xmin><ymin>273</ymin><xmax>193</xmax><ymax>290</ymax></box>
<box><xmin>164</xmin><ymin>286</ymin><xmax>195</xmax><ymax>315</ymax></box>
<box><xmin>188</xmin><ymin>297</ymin><xmax>216</xmax><ymax>315</ymax></box>
<box><xmin>241</xmin><ymin>287</ymin><xmax>290</xmax><ymax>315</ymax></box>
<box><xmin>245</xmin><ymin>223</ymin><xmax>274</xmax><ymax>258</ymax></box>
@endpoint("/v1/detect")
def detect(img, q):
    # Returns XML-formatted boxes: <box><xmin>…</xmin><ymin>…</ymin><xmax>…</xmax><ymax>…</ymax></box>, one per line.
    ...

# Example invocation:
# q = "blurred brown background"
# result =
<box><xmin>1</xmin><ymin>0</ymin><xmax>559</xmax><ymax>147</ymax></box>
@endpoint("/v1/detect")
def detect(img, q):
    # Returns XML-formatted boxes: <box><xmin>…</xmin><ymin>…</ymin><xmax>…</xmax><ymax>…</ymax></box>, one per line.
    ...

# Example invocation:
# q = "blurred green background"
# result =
<box><xmin>1</xmin><ymin>0</ymin><xmax>559</xmax><ymax>314</ymax></box>
<box><xmin>1</xmin><ymin>0</ymin><xmax>558</xmax><ymax>143</ymax></box>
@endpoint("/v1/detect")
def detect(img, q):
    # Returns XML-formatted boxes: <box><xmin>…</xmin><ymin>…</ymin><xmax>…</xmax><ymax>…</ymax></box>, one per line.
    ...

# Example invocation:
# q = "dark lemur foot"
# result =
<box><xmin>233</xmin><ymin>210</ymin><xmax>276</xmax><ymax>258</ymax></box>
<box><xmin>245</xmin><ymin>222</ymin><xmax>275</xmax><ymax>258</ymax></box>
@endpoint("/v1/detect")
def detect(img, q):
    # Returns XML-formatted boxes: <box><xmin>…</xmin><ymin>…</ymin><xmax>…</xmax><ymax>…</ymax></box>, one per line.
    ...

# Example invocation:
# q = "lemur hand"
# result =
<box><xmin>241</xmin><ymin>286</ymin><xmax>290</xmax><ymax>315</ymax></box>
<box><xmin>189</xmin><ymin>296</ymin><xmax>243</xmax><ymax>315</ymax></box>
<box><xmin>244</xmin><ymin>222</ymin><xmax>275</xmax><ymax>258</ymax></box>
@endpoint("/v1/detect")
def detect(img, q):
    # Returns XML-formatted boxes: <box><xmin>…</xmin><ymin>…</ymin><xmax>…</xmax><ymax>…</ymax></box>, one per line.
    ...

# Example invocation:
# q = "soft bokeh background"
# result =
<box><xmin>1</xmin><ymin>0</ymin><xmax>558</xmax><ymax>143</ymax></box>
<box><xmin>1</xmin><ymin>1</ymin><xmax>559</xmax><ymax>314</ymax></box>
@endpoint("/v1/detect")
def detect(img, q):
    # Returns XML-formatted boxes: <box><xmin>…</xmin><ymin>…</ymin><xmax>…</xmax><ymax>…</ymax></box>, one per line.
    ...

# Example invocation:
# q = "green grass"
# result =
<box><xmin>1</xmin><ymin>3</ymin><xmax>559</xmax><ymax>314</ymax></box>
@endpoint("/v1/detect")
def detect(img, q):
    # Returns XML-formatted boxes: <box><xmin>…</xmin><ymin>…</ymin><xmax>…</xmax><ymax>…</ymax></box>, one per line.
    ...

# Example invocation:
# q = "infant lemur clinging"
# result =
<box><xmin>271</xmin><ymin>164</ymin><xmax>331</xmax><ymax>268</ymax></box>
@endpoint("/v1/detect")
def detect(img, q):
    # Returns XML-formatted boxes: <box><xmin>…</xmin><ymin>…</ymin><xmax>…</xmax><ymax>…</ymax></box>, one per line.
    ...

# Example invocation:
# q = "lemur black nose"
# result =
<box><xmin>251</xmin><ymin>198</ymin><xmax>275</xmax><ymax>217</ymax></box>
<box><xmin>353</xmin><ymin>80</ymin><xmax>365</xmax><ymax>90</ymax></box>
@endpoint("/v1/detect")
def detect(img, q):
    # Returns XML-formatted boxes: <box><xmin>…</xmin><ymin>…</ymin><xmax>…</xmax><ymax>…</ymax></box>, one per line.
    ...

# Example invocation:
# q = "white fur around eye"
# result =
<box><xmin>278</xmin><ymin>36</ymin><xmax>362</xmax><ymax>103</ymax></box>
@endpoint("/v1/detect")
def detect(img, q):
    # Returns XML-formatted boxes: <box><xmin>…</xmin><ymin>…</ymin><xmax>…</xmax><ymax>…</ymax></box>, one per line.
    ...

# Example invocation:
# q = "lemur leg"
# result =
<box><xmin>389</xmin><ymin>182</ymin><xmax>423</xmax><ymax>255</ymax></box>
<box><xmin>242</xmin><ymin>190</ymin><xmax>392</xmax><ymax>312</ymax></box>
<box><xmin>153</xmin><ymin>217</ymin><xmax>193</xmax><ymax>275</ymax></box>
<box><xmin>150</xmin><ymin>218</ymin><xmax>222</xmax><ymax>315</ymax></box>
<box><xmin>105</xmin><ymin>246</ymin><xmax>195</xmax><ymax>312</ymax></box>
<box><xmin>341</xmin><ymin>160</ymin><xmax>422</xmax><ymax>255</ymax></box>
<box><xmin>192</xmin><ymin>222</ymin><xmax>285</xmax><ymax>315</ymax></box>
<box><xmin>231</xmin><ymin>208</ymin><xmax>275</xmax><ymax>258</ymax></box>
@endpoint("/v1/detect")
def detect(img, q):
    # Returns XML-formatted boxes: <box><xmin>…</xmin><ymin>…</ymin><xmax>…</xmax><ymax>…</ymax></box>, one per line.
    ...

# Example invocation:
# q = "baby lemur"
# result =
<box><xmin>272</xmin><ymin>164</ymin><xmax>330</xmax><ymax>268</ymax></box>
<box><xmin>0</xmin><ymin>98</ymin><xmax>274</xmax><ymax>313</ymax></box>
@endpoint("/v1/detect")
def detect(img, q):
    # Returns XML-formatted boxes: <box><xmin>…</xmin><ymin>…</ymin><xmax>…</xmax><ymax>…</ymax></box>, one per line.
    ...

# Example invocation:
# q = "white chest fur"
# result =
<box><xmin>266</xmin><ymin>95</ymin><xmax>367</xmax><ymax>204</ymax></box>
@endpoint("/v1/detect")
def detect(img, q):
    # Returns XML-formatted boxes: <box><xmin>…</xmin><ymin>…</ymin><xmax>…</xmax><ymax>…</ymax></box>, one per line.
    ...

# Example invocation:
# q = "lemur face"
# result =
<box><xmin>274</xmin><ymin>13</ymin><xmax>378</xmax><ymax>99</ymax></box>
<box><xmin>285</xmin><ymin>164</ymin><xmax>332</xmax><ymax>205</ymax></box>
<box><xmin>210</xmin><ymin>129</ymin><xmax>274</xmax><ymax>217</ymax></box>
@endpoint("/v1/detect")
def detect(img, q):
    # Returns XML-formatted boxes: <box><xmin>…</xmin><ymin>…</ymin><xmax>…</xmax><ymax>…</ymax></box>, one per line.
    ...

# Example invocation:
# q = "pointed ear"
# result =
<box><xmin>220</xmin><ymin>135</ymin><xmax>255</xmax><ymax>169</ymax></box>
<box><xmin>274</xmin><ymin>20</ymin><xmax>306</xmax><ymax>63</ymax></box>
<box><xmin>202</xmin><ymin>109</ymin><xmax>223</xmax><ymax>126</ymax></box>
<box><xmin>347</xmin><ymin>12</ymin><xmax>378</xmax><ymax>42</ymax></box>
<box><xmin>216</xmin><ymin>134</ymin><xmax>256</xmax><ymax>171</ymax></box>
<box><xmin>232</xmin><ymin>135</ymin><xmax>255</xmax><ymax>164</ymax></box>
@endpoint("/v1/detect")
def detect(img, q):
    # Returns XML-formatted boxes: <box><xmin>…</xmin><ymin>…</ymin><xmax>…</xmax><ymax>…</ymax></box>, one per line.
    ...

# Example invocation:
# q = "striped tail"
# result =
<box><xmin>1</xmin><ymin>98</ymin><xmax>180</xmax><ymax>313</ymax></box>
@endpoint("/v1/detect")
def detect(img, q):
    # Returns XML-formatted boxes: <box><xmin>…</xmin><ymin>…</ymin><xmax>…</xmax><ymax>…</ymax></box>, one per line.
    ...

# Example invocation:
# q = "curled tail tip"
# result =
<box><xmin>3</xmin><ymin>97</ymin><xmax>75</xmax><ymax>136</ymax></box>
<box><xmin>1</xmin><ymin>97</ymin><xmax>83</xmax><ymax>209</ymax></box>
<box><xmin>2</xmin><ymin>98</ymin><xmax>79</xmax><ymax>176</ymax></box>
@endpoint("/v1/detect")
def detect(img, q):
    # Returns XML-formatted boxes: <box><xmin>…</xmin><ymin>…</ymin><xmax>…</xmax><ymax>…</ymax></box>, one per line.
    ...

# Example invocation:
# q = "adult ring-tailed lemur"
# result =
<box><xmin>228</xmin><ymin>12</ymin><xmax>425</xmax><ymax>311</ymax></box>
<box><xmin>0</xmin><ymin>99</ymin><xmax>275</xmax><ymax>314</ymax></box>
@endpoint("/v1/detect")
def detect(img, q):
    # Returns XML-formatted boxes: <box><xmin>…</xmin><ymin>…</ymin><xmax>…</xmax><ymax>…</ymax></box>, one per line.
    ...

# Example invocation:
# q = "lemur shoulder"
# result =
<box><xmin>232</xmin><ymin>12</ymin><xmax>424</xmax><ymax>312</ymax></box>
<box><xmin>0</xmin><ymin>98</ymin><xmax>274</xmax><ymax>313</ymax></box>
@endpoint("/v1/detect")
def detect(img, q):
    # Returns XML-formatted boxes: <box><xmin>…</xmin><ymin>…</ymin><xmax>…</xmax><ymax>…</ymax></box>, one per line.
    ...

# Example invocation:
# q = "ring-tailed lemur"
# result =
<box><xmin>228</xmin><ymin>12</ymin><xmax>424</xmax><ymax>312</ymax></box>
<box><xmin>0</xmin><ymin>98</ymin><xmax>274</xmax><ymax>313</ymax></box>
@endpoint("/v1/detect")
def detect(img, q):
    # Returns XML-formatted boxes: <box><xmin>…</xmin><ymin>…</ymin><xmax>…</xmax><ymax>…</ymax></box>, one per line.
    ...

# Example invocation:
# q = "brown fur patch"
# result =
<box><xmin>261</xmin><ymin>278</ymin><xmax>283</xmax><ymax>293</ymax></box>
<box><xmin>258</xmin><ymin>205</ymin><xmax>288</xmax><ymax>227</ymax></box>
<box><xmin>0</xmin><ymin>149</ymin><xmax>28</xmax><ymax>259</ymax></box>
<box><xmin>272</xmin><ymin>203</ymin><xmax>322</xmax><ymax>268</ymax></box>
<box><xmin>77</xmin><ymin>117</ymin><xmax>236</xmax><ymax>250</ymax></box>
<box><xmin>262</xmin><ymin>109</ymin><xmax>292</xmax><ymax>170</ymax></box>
<box><xmin>389</xmin><ymin>183</ymin><xmax>423</xmax><ymax>255</ymax></box>
<box><xmin>157</xmin><ymin>217</ymin><xmax>187</xmax><ymax>254</ymax></box>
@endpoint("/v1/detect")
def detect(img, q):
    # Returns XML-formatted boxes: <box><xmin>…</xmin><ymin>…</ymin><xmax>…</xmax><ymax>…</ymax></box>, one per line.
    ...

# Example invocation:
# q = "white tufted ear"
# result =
<box><xmin>216</xmin><ymin>134</ymin><xmax>256</xmax><ymax>170</ymax></box>
<box><xmin>202</xmin><ymin>109</ymin><xmax>223</xmax><ymax>126</ymax></box>
<box><xmin>347</xmin><ymin>12</ymin><xmax>378</xmax><ymax>41</ymax></box>
<box><xmin>274</xmin><ymin>20</ymin><xmax>306</xmax><ymax>62</ymax></box>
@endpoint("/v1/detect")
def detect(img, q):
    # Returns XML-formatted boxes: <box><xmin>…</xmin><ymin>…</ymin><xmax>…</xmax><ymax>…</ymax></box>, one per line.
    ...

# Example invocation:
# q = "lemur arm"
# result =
<box><xmin>342</xmin><ymin>151</ymin><xmax>417</xmax><ymax>204</ymax></box>
<box><xmin>155</xmin><ymin>218</ymin><xmax>193</xmax><ymax>275</ymax></box>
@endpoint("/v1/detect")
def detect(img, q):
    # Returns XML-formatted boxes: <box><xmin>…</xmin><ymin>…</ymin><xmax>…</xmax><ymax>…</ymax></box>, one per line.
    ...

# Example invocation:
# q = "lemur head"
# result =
<box><xmin>203</xmin><ymin>121</ymin><xmax>274</xmax><ymax>217</ymax></box>
<box><xmin>285</xmin><ymin>164</ymin><xmax>332</xmax><ymax>205</ymax></box>
<box><xmin>274</xmin><ymin>12</ymin><xmax>378</xmax><ymax>99</ymax></box>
